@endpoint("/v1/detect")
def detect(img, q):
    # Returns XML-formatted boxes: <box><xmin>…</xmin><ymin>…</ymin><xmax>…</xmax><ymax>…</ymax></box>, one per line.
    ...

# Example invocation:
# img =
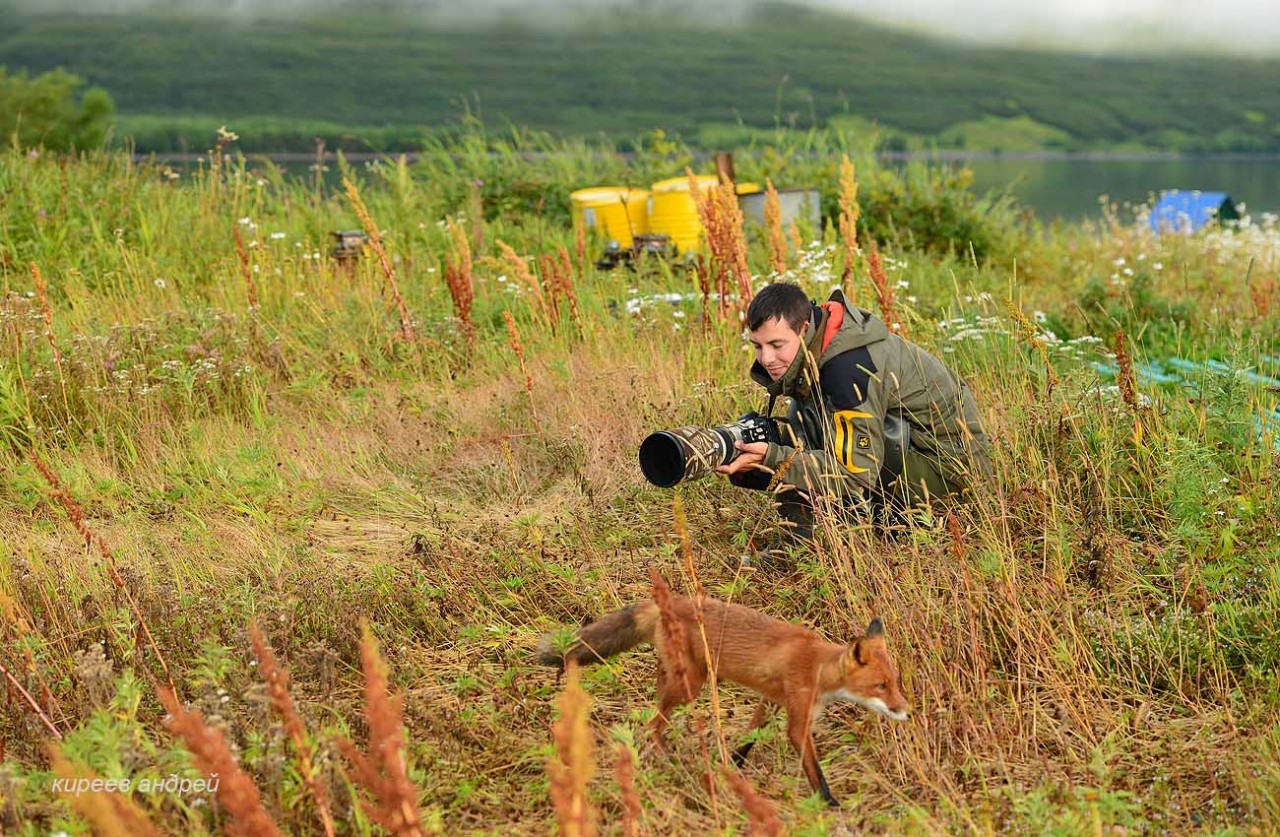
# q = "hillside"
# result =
<box><xmin>2</xmin><ymin>1</ymin><xmax>1279</xmax><ymax>152</ymax></box>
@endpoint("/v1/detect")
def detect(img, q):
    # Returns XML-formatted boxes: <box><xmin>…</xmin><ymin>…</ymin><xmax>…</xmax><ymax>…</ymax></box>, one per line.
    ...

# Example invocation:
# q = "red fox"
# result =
<box><xmin>538</xmin><ymin>595</ymin><xmax>908</xmax><ymax>807</ymax></box>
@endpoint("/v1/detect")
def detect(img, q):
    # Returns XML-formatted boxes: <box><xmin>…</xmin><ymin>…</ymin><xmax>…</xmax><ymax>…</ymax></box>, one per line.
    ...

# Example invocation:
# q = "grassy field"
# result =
<box><xmin>4</xmin><ymin>1</ymin><xmax>1280</xmax><ymax>153</ymax></box>
<box><xmin>2</xmin><ymin>127</ymin><xmax>1280</xmax><ymax>836</ymax></box>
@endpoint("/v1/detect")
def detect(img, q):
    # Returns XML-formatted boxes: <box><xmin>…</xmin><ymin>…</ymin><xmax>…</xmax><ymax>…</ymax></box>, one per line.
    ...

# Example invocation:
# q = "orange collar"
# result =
<box><xmin>818</xmin><ymin>301</ymin><xmax>844</xmax><ymax>355</ymax></box>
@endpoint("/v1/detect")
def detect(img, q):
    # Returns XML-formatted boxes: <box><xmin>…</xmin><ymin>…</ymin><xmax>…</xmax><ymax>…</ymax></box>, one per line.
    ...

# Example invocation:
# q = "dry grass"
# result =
<box><xmin>344</xmin><ymin>177</ymin><xmax>415</xmax><ymax>342</ymax></box>
<box><xmin>613</xmin><ymin>743</ymin><xmax>644</xmax><ymax>837</ymax></box>
<box><xmin>866</xmin><ymin>242</ymin><xmax>906</xmax><ymax>338</ymax></box>
<box><xmin>763</xmin><ymin>179</ymin><xmax>788</xmax><ymax>277</ymax></box>
<box><xmin>50</xmin><ymin>751</ymin><xmax>167</xmax><ymax>837</ymax></box>
<box><xmin>30</xmin><ymin>452</ymin><xmax>175</xmax><ymax>693</ymax></box>
<box><xmin>445</xmin><ymin>218</ymin><xmax>476</xmax><ymax>349</ymax></box>
<box><xmin>547</xmin><ymin>661</ymin><xmax>598</xmax><ymax>837</ymax></box>
<box><xmin>3</xmin><ymin>146</ymin><xmax>1278</xmax><ymax>837</ymax></box>
<box><xmin>723</xmin><ymin>767</ymin><xmax>785</xmax><ymax>837</ymax></box>
<box><xmin>336</xmin><ymin>622</ymin><xmax>434</xmax><ymax>837</ymax></box>
<box><xmin>249</xmin><ymin>623</ymin><xmax>336</xmax><ymax>837</ymax></box>
<box><xmin>838</xmin><ymin>154</ymin><xmax>861</xmax><ymax>285</ymax></box>
<box><xmin>158</xmin><ymin>685</ymin><xmax>284</xmax><ymax>837</ymax></box>
<box><xmin>690</xmin><ymin>167</ymin><xmax>753</xmax><ymax>318</ymax></box>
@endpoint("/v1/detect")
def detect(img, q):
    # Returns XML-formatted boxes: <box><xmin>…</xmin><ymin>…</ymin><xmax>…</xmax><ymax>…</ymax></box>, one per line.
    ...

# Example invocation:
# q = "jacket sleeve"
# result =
<box><xmin>761</xmin><ymin>346</ymin><xmax>887</xmax><ymax>497</ymax></box>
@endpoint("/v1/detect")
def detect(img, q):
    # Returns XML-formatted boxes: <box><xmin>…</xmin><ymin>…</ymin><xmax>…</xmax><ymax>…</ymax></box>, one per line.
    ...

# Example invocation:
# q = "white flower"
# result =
<box><xmin>1113</xmin><ymin>257</ymin><xmax>1126</xmax><ymax>266</ymax></box>
<box><xmin>154</xmin><ymin>278</ymin><xmax>166</xmax><ymax>289</ymax></box>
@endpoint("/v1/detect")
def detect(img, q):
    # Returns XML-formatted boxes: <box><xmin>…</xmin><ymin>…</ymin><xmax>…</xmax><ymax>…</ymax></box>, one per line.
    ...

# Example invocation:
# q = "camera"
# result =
<box><xmin>639</xmin><ymin>412</ymin><xmax>780</xmax><ymax>487</ymax></box>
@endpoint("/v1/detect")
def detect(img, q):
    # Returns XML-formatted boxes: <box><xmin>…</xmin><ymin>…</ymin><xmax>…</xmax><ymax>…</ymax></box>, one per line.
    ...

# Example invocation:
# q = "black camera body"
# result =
<box><xmin>639</xmin><ymin>412</ymin><xmax>780</xmax><ymax>487</ymax></box>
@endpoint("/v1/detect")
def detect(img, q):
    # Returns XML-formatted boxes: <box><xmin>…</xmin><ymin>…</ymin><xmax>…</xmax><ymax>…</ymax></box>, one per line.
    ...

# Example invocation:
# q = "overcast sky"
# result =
<box><xmin>22</xmin><ymin>0</ymin><xmax>1280</xmax><ymax>56</ymax></box>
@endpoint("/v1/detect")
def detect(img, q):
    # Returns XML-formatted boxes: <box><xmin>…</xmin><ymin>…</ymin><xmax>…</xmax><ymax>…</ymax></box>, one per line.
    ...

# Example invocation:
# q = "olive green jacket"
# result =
<box><xmin>750</xmin><ymin>289</ymin><xmax>991</xmax><ymax>500</ymax></box>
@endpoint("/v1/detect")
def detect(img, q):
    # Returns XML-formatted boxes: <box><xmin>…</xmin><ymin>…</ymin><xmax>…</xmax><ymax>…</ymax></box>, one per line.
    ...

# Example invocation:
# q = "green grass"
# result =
<box><xmin>1</xmin><ymin>130</ymin><xmax>1279</xmax><ymax>834</ymax></box>
<box><xmin>937</xmin><ymin>115</ymin><xmax>1077</xmax><ymax>152</ymax></box>
<box><xmin>3</xmin><ymin>1</ymin><xmax>1280</xmax><ymax>152</ymax></box>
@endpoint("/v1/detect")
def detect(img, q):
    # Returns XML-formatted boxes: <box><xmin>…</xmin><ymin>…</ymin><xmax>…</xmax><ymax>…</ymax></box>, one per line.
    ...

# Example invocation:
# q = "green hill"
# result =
<box><xmin>2</xmin><ymin>1</ymin><xmax>1279</xmax><ymax>152</ymax></box>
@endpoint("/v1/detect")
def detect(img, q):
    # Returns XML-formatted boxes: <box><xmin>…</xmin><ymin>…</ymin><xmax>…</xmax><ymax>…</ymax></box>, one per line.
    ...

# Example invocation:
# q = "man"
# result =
<box><xmin>716</xmin><ymin>282</ymin><xmax>992</xmax><ymax>552</ymax></box>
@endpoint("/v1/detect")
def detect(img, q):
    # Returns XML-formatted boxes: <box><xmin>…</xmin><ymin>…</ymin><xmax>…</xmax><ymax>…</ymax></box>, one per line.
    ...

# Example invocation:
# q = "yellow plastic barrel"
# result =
<box><xmin>570</xmin><ymin>186</ymin><xmax>650</xmax><ymax>247</ymax></box>
<box><xmin>648</xmin><ymin>176</ymin><xmax>761</xmax><ymax>253</ymax></box>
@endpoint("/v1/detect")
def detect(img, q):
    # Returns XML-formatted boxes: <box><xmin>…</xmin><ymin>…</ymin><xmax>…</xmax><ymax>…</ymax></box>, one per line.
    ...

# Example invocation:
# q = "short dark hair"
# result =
<box><xmin>747</xmin><ymin>283</ymin><xmax>812</xmax><ymax>332</ymax></box>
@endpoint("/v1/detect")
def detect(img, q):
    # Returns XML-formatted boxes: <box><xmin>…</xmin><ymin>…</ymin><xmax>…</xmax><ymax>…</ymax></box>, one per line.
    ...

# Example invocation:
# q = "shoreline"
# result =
<box><xmin>134</xmin><ymin>150</ymin><xmax>1280</xmax><ymax>164</ymax></box>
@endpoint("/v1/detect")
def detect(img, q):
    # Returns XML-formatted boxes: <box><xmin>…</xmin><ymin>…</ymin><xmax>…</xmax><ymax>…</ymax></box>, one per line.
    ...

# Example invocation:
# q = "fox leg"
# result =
<box><xmin>649</xmin><ymin>659</ymin><xmax>705</xmax><ymax>752</ymax></box>
<box><xmin>732</xmin><ymin>700</ymin><xmax>774</xmax><ymax>768</ymax></box>
<box><xmin>786</xmin><ymin>706</ymin><xmax>838</xmax><ymax>808</ymax></box>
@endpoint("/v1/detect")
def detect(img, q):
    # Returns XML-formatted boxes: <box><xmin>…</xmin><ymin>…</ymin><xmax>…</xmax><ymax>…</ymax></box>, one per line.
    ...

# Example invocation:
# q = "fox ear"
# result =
<box><xmin>850</xmin><ymin>638</ymin><xmax>871</xmax><ymax>666</ymax></box>
<box><xmin>866</xmin><ymin>617</ymin><xmax>884</xmax><ymax>638</ymax></box>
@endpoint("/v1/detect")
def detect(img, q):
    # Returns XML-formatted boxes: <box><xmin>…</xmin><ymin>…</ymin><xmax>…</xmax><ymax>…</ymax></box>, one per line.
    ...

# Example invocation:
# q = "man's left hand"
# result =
<box><xmin>715</xmin><ymin>441</ymin><xmax>770</xmax><ymax>476</ymax></box>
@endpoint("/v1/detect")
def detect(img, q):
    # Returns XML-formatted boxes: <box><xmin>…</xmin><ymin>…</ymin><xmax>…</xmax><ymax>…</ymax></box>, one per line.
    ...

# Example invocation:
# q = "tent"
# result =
<box><xmin>1149</xmin><ymin>190</ymin><xmax>1240</xmax><ymax>234</ymax></box>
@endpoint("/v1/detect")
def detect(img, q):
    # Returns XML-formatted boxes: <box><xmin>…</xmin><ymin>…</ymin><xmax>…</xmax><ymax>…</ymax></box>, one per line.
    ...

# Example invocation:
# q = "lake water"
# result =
<box><xmin>954</xmin><ymin>155</ymin><xmax>1280</xmax><ymax>222</ymax></box>
<box><xmin>162</xmin><ymin>152</ymin><xmax>1280</xmax><ymax>224</ymax></box>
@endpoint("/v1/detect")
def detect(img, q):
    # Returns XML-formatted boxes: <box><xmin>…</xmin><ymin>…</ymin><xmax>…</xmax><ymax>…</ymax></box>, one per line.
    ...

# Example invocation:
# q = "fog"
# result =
<box><xmin>13</xmin><ymin>0</ymin><xmax>1280</xmax><ymax>56</ymax></box>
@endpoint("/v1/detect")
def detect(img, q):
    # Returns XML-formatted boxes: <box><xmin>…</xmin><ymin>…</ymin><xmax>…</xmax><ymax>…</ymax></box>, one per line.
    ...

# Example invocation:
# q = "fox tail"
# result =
<box><xmin>537</xmin><ymin>601</ymin><xmax>659</xmax><ymax>669</ymax></box>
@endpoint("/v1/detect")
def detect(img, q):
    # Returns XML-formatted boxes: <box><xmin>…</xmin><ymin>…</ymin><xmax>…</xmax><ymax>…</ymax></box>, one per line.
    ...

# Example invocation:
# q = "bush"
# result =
<box><xmin>0</xmin><ymin>67</ymin><xmax>114</xmax><ymax>152</ymax></box>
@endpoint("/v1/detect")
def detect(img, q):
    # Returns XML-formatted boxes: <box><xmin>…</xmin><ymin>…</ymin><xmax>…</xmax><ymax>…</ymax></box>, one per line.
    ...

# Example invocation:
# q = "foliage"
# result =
<box><xmin>0</xmin><ymin>66</ymin><xmax>114</xmax><ymax>151</ymax></box>
<box><xmin>2</xmin><ymin>3</ymin><xmax>1280</xmax><ymax>151</ymax></box>
<box><xmin>1</xmin><ymin>134</ymin><xmax>1279</xmax><ymax>835</ymax></box>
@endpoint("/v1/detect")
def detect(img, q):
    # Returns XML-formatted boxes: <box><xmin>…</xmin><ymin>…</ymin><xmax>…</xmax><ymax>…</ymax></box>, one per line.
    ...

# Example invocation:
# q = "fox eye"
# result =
<box><xmin>876</xmin><ymin>682</ymin><xmax>887</xmax><ymax>692</ymax></box>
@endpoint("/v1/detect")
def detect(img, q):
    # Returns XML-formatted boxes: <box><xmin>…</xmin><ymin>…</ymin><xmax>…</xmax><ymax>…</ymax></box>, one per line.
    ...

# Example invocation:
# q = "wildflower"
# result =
<box><xmin>154</xmin><ymin>278</ymin><xmax>166</xmax><ymax>289</ymax></box>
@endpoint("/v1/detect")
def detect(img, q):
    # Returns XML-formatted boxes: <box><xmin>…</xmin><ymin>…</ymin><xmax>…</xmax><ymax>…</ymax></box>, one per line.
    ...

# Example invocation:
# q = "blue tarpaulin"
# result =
<box><xmin>1149</xmin><ymin>190</ymin><xmax>1239</xmax><ymax>234</ymax></box>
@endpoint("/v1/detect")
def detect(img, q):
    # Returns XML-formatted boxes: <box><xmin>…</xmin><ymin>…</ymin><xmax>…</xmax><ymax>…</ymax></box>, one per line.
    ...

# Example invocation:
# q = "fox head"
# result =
<box><xmin>837</xmin><ymin>617</ymin><xmax>909</xmax><ymax>721</ymax></box>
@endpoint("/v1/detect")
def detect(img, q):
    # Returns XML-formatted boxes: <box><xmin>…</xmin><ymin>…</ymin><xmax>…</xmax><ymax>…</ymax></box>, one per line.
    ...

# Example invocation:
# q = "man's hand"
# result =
<box><xmin>715</xmin><ymin>441</ymin><xmax>770</xmax><ymax>476</ymax></box>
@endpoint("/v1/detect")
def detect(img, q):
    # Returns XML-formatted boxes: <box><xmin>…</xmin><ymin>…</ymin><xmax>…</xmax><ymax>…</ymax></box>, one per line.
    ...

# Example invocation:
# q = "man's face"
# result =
<box><xmin>749</xmin><ymin>316</ymin><xmax>808</xmax><ymax>381</ymax></box>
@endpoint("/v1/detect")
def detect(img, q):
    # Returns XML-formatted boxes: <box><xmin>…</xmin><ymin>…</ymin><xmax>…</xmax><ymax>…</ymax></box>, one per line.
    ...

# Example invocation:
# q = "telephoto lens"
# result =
<box><xmin>638</xmin><ymin>413</ymin><xmax>777</xmax><ymax>487</ymax></box>
<box><xmin>638</xmin><ymin>426</ymin><xmax>733</xmax><ymax>487</ymax></box>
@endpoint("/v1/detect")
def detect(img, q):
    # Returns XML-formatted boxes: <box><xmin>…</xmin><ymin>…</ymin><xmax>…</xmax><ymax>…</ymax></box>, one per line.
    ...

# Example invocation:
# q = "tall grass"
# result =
<box><xmin>1</xmin><ymin>131</ymin><xmax>1278</xmax><ymax>835</ymax></box>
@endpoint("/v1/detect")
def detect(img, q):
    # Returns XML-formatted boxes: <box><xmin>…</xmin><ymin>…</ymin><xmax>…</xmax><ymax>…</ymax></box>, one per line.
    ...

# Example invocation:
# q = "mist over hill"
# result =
<box><xmin>2</xmin><ymin>1</ymin><xmax>1278</xmax><ymax>152</ymax></box>
<box><xmin>6</xmin><ymin>0</ymin><xmax>1279</xmax><ymax>55</ymax></box>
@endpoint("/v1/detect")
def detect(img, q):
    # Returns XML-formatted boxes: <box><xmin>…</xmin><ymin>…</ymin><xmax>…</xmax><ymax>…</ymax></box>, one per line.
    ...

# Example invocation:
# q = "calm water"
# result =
<box><xmin>162</xmin><ymin>153</ymin><xmax>1280</xmax><ymax>224</ymax></box>
<box><xmin>956</xmin><ymin>155</ymin><xmax>1280</xmax><ymax>222</ymax></box>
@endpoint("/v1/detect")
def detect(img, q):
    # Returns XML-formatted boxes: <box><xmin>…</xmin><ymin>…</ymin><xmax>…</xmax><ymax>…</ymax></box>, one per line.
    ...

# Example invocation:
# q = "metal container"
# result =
<box><xmin>738</xmin><ymin>187</ymin><xmax>822</xmax><ymax>232</ymax></box>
